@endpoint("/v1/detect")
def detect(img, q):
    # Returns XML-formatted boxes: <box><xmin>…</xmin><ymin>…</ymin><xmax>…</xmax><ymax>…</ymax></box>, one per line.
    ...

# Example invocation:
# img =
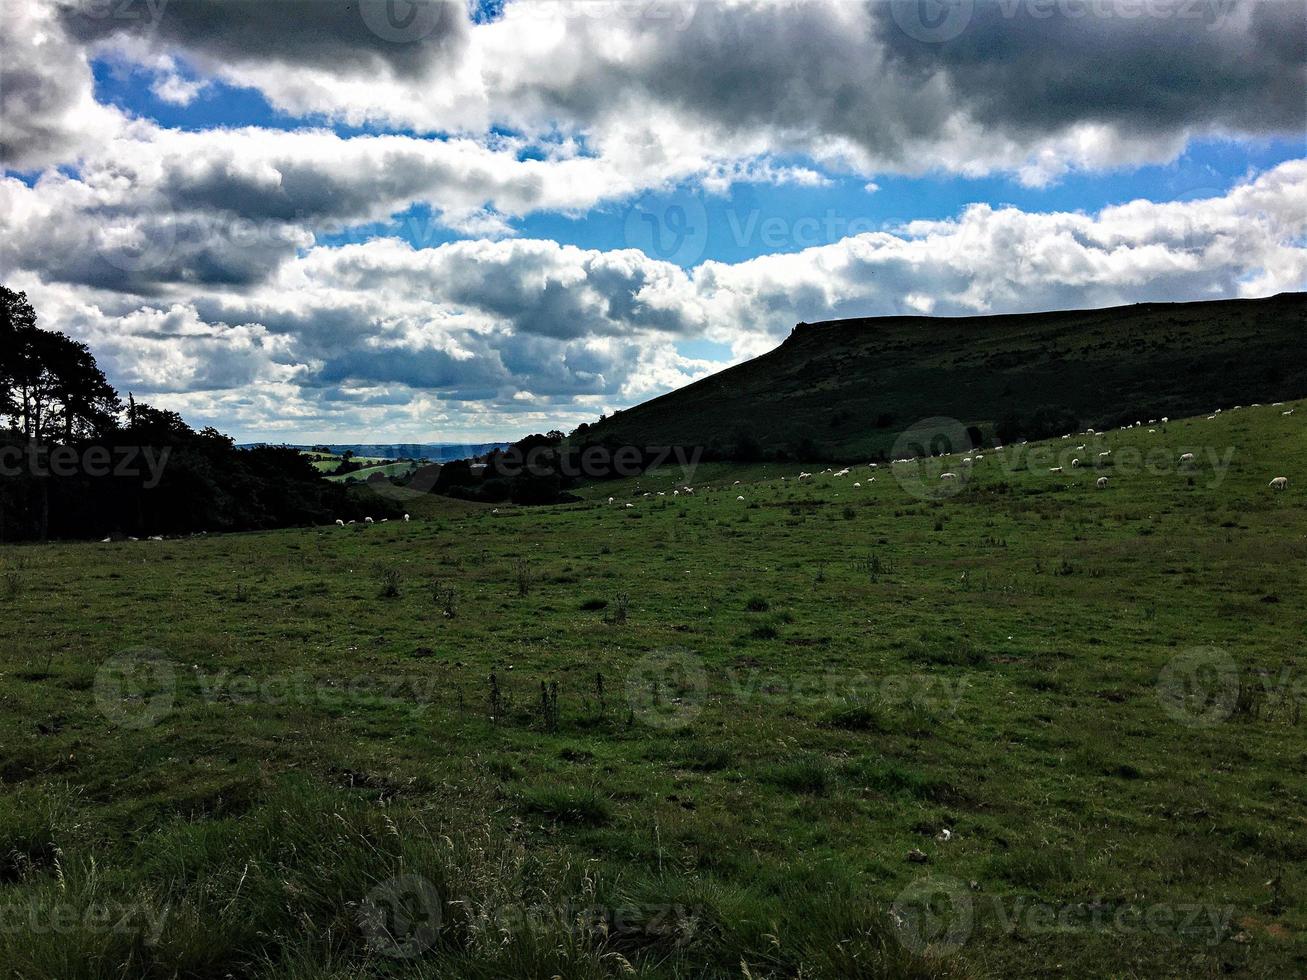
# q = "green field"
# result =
<box><xmin>326</xmin><ymin>461</ymin><xmax>424</xmax><ymax>484</ymax></box>
<box><xmin>2</xmin><ymin>401</ymin><xmax>1304</xmax><ymax>977</ymax></box>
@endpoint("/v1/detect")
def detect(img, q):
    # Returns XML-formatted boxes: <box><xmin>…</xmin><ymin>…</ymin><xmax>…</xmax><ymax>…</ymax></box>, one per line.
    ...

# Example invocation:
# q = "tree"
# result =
<box><xmin>0</xmin><ymin>287</ymin><xmax>37</xmax><ymax>430</ymax></box>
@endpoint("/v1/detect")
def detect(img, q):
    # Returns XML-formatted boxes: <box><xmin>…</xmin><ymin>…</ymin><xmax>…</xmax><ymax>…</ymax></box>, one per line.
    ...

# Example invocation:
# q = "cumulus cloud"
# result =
<box><xmin>10</xmin><ymin>0</ymin><xmax>1301</xmax><ymax>184</ymax></box>
<box><xmin>2</xmin><ymin>0</ymin><xmax>1303</xmax><ymax>441</ymax></box>
<box><xmin>8</xmin><ymin>161</ymin><xmax>1302</xmax><ymax>440</ymax></box>
<box><xmin>0</xmin><ymin>2</ymin><xmax>127</xmax><ymax>168</ymax></box>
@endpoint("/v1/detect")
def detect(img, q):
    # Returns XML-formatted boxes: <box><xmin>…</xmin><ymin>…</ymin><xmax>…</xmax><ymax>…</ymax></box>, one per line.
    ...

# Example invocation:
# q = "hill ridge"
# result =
<box><xmin>585</xmin><ymin>292</ymin><xmax>1307</xmax><ymax>460</ymax></box>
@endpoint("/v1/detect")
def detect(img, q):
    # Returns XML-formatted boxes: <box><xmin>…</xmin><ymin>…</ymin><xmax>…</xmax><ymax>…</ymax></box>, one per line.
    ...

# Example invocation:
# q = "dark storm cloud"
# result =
<box><xmin>874</xmin><ymin>0</ymin><xmax>1307</xmax><ymax>137</ymax></box>
<box><xmin>57</xmin><ymin>0</ymin><xmax>469</xmax><ymax>77</ymax></box>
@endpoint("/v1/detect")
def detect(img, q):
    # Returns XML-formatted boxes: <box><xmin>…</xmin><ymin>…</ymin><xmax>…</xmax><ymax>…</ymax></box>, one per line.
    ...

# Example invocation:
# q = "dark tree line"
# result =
<box><xmin>0</xmin><ymin>288</ymin><xmax>395</xmax><ymax>542</ymax></box>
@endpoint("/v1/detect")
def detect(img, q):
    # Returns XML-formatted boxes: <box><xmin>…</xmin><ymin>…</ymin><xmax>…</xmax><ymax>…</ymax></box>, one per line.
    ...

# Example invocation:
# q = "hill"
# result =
<box><xmin>583</xmin><ymin>292</ymin><xmax>1307</xmax><ymax>459</ymax></box>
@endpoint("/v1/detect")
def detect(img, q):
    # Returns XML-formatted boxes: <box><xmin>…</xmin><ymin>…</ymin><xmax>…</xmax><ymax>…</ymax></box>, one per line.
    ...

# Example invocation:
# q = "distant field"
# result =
<box><xmin>326</xmin><ymin>460</ymin><xmax>424</xmax><ymax>483</ymax></box>
<box><xmin>2</xmin><ymin>401</ymin><xmax>1304</xmax><ymax>977</ymax></box>
<box><xmin>303</xmin><ymin>452</ymin><xmax>406</xmax><ymax>478</ymax></box>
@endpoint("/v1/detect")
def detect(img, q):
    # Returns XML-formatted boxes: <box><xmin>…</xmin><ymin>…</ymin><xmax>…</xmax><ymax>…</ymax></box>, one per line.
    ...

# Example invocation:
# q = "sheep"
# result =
<box><xmin>1270</xmin><ymin>476</ymin><xmax>1289</xmax><ymax>490</ymax></box>
<box><xmin>1071</xmin><ymin>459</ymin><xmax>1080</xmax><ymax>468</ymax></box>
<box><xmin>1179</xmin><ymin>452</ymin><xmax>1195</xmax><ymax>463</ymax></box>
<box><xmin>736</xmin><ymin>495</ymin><xmax>745</xmax><ymax>501</ymax></box>
<box><xmin>1283</xmin><ymin>409</ymin><xmax>1295</xmax><ymax>416</ymax></box>
<box><xmin>834</xmin><ymin>468</ymin><xmax>850</xmax><ymax>477</ymax></box>
<box><xmin>1099</xmin><ymin>451</ymin><xmax>1111</xmax><ymax>457</ymax></box>
<box><xmin>364</xmin><ymin>516</ymin><xmax>374</xmax><ymax>524</ymax></box>
<box><xmin>853</xmin><ymin>482</ymin><xmax>862</xmax><ymax>488</ymax></box>
<box><xmin>798</xmin><ymin>472</ymin><xmax>812</xmax><ymax>481</ymax></box>
<box><xmin>335</xmin><ymin>519</ymin><xmax>345</xmax><ymax>527</ymax></box>
<box><xmin>1161</xmin><ymin>417</ymin><xmax>1168</xmax><ymax>423</ymax></box>
<box><xmin>100</xmin><ymin>536</ymin><xmax>112</xmax><ymax>543</ymax></box>
<box><xmin>626</xmin><ymin>503</ymin><xmax>634</xmax><ymax>508</ymax></box>
<box><xmin>403</xmin><ymin>514</ymin><xmax>410</xmax><ymax>522</ymax></box>
<box><xmin>147</xmin><ymin>535</ymin><xmax>163</xmax><ymax>541</ymax></box>
<box><xmin>347</xmin><ymin>520</ymin><xmax>356</xmax><ymax>525</ymax></box>
<box><xmin>868</xmin><ymin>463</ymin><xmax>878</xmax><ymax>469</ymax></box>
<box><xmin>940</xmin><ymin>472</ymin><xmax>957</xmax><ymax>480</ymax></box>
<box><xmin>608</xmin><ymin>497</ymin><xmax>614</xmax><ymax>504</ymax></box>
<box><xmin>380</xmin><ymin>519</ymin><xmax>389</xmax><ymax>523</ymax></box>
<box><xmin>1049</xmin><ymin>466</ymin><xmax>1063</xmax><ymax>473</ymax></box>
<box><xmin>1096</xmin><ymin>476</ymin><xmax>1109</xmax><ymax>489</ymax></box>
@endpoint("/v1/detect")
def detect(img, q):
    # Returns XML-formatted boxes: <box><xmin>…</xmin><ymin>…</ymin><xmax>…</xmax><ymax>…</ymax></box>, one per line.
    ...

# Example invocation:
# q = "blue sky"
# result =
<box><xmin>2</xmin><ymin>1</ymin><xmax>1303</xmax><ymax>443</ymax></box>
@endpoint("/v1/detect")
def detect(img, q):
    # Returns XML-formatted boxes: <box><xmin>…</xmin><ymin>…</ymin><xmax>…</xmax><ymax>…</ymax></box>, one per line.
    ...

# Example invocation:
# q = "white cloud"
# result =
<box><xmin>7</xmin><ymin>161</ymin><xmax>1302</xmax><ymax>441</ymax></box>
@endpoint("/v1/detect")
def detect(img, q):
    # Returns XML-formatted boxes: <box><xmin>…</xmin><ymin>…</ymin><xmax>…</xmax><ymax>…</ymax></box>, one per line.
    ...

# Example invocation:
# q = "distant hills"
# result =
<box><xmin>239</xmin><ymin>442</ymin><xmax>508</xmax><ymax>461</ymax></box>
<box><xmin>583</xmin><ymin>293</ymin><xmax>1307</xmax><ymax>460</ymax></box>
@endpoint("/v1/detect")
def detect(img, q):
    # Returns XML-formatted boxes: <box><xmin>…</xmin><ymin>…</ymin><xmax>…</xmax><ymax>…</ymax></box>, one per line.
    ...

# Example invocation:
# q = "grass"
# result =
<box><xmin>1</xmin><ymin>401</ymin><xmax>1305</xmax><ymax>976</ymax></box>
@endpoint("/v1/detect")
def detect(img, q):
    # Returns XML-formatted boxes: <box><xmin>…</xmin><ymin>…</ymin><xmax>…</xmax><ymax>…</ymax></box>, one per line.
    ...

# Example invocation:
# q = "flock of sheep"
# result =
<box><xmin>335</xmin><ymin>514</ymin><xmax>410</xmax><ymax>526</ymax></box>
<box><xmin>596</xmin><ymin>402</ymin><xmax>1294</xmax><ymax>505</ymax></box>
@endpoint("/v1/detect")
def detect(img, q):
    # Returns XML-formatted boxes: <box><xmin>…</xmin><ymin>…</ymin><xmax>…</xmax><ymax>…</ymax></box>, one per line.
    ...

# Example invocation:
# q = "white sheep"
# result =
<box><xmin>403</xmin><ymin>514</ymin><xmax>410</xmax><ymax>522</ymax></box>
<box><xmin>1270</xmin><ymin>476</ymin><xmax>1289</xmax><ymax>490</ymax></box>
<box><xmin>1049</xmin><ymin>466</ymin><xmax>1063</xmax><ymax>473</ymax></box>
<box><xmin>1283</xmin><ymin>409</ymin><xmax>1295</xmax><ymax>416</ymax></box>
<box><xmin>1071</xmin><ymin>459</ymin><xmax>1080</xmax><ymax>468</ymax></box>
<box><xmin>798</xmin><ymin>472</ymin><xmax>812</xmax><ymax>481</ymax></box>
<box><xmin>335</xmin><ymin>519</ymin><xmax>345</xmax><ymax>527</ymax></box>
<box><xmin>625</xmin><ymin>503</ymin><xmax>634</xmax><ymax>508</ymax></box>
<box><xmin>940</xmin><ymin>472</ymin><xmax>957</xmax><ymax>480</ymax></box>
<box><xmin>736</xmin><ymin>495</ymin><xmax>745</xmax><ymax>501</ymax></box>
<box><xmin>853</xmin><ymin>482</ymin><xmax>862</xmax><ymax>488</ymax></box>
<box><xmin>1096</xmin><ymin>476</ymin><xmax>1108</xmax><ymax>489</ymax></box>
<box><xmin>364</xmin><ymin>516</ymin><xmax>374</xmax><ymax>524</ymax></box>
<box><xmin>608</xmin><ymin>497</ymin><xmax>614</xmax><ymax>504</ymax></box>
<box><xmin>1099</xmin><ymin>451</ymin><xmax>1111</xmax><ymax>458</ymax></box>
<box><xmin>147</xmin><ymin>535</ymin><xmax>163</xmax><ymax>541</ymax></box>
<box><xmin>1179</xmin><ymin>453</ymin><xmax>1195</xmax><ymax>463</ymax></box>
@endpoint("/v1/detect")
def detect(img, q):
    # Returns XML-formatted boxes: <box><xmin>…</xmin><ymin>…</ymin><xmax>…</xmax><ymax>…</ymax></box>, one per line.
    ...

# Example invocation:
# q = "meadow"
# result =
<box><xmin>1</xmin><ymin>401</ymin><xmax>1304</xmax><ymax>978</ymax></box>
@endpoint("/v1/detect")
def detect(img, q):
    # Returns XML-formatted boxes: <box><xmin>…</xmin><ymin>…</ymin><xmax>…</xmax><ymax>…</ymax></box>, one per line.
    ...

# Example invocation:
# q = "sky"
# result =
<box><xmin>1</xmin><ymin>0</ymin><xmax>1304</xmax><ymax>444</ymax></box>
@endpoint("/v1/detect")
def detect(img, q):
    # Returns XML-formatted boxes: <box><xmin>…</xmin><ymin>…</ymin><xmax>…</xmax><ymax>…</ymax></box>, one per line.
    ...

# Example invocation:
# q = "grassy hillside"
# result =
<box><xmin>1</xmin><ymin>400</ymin><xmax>1304</xmax><ymax>977</ymax></box>
<box><xmin>586</xmin><ymin>293</ymin><xmax>1307</xmax><ymax>460</ymax></box>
